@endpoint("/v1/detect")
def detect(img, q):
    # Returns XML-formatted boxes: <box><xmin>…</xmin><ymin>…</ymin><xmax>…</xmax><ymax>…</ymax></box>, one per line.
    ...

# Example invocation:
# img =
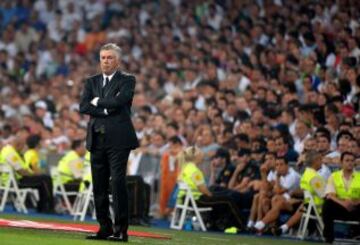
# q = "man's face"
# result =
<box><xmin>275</xmin><ymin>159</ymin><xmax>288</xmax><ymax>176</ymax></box>
<box><xmin>295</xmin><ymin>121</ymin><xmax>308</xmax><ymax>138</ymax></box>
<box><xmin>341</xmin><ymin>154</ymin><xmax>355</xmax><ymax>171</ymax></box>
<box><xmin>338</xmin><ymin>138</ymin><xmax>349</xmax><ymax>153</ymax></box>
<box><xmin>317</xmin><ymin>136</ymin><xmax>330</xmax><ymax>153</ymax></box>
<box><xmin>100</xmin><ymin>50</ymin><xmax>119</xmax><ymax>75</ymax></box>
<box><xmin>275</xmin><ymin>138</ymin><xmax>287</xmax><ymax>154</ymax></box>
<box><xmin>264</xmin><ymin>154</ymin><xmax>276</xmax><ymax>169</ymax></box>
<box><xmin>266</xmin><ymin>140</ymin><xmax>276</xmax><ymax>153</ymax></box>
<box><xmin>168</xmin><ymin>142</ymin><xmax>182</xmax><ymax>156</ymax></box>
<box><xmin>211</xmin><ymin>157</ymin><xmax>225</xmax><ymax>168</ymax></box>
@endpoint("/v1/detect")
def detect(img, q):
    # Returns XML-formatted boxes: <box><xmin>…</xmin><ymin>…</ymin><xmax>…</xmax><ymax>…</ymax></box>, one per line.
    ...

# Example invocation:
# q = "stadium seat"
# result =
<box><xmin>297</xmin><ymin>191</ymin><xmax>324</xmax><ymax>240</ymax></box>
<box><xmin>0</xmin><ymin>164</ymin><xmax>39</xmax><ymax>214</ymax></box>
<box><xmin>50</xmin><ymin>167</ymin><xmax>78</xmax><ymax>214</ymax></box>
<box><xmin>170</xmin><ymin>182</ymin><xmax>211</xmax><ymax>231</ymax></box>
<box><xmin>73</xmin><ymin>182</ymin><xmax>95</xmax><ymax>221</ymax></box>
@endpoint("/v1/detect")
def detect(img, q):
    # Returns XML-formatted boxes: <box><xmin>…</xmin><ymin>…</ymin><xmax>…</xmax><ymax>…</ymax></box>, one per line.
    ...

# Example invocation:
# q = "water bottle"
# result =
<box><xmin>184</xmin><ymin>216</ymin><xmax>193</xmax><ymax>231</ymax></box>
<box><xmin>192</xmin><ymin>216</ymin><xmax>201</xmax><ymax>231</ymax></box>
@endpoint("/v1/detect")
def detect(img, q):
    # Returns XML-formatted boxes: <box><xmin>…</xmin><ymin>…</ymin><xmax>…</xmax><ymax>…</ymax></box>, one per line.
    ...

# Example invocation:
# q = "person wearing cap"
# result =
<box><xmin>228</xmin><ymin>149</ymin><xmax>260</xmax><ymax>193</ymax></box>
<box><xmin>34</xmin><ymin>100</ymin><xmax>54</xmax><ymax>129</ymax></box>
<box><xmin>209</xmin><ymin>148</ymin><xmax>235</xmax><ymax>188</ymax></box>
<box><xmin>322</xmin><ymin>152</ymin><xmax>360</xmax><ymax>243</ymax></box>
<box><xmin>226</xmin><ymin>149</ymin><xmax>260</xmax><ymax>210</ymax></box>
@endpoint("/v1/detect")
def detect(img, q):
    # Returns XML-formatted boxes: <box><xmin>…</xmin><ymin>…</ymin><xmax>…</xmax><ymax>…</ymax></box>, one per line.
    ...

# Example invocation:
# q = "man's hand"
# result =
<box><xmin>91</xmin><ymin>97</ymin><xmax>99</xmax><ymax>106</ymax></box>
<box><xmin>210</xmin><ymin>160</ymin><xmax>217</xmax><ymax>173</ymax></box>
<box><xmin>341</xmin><ymin>199</ymin><xmax>355</xmax><ymax>211</ymax></box>
<box><xmin>235</xmin><ymin>162</ymin><xmax>245</xmax><ymax>173</ymax></box>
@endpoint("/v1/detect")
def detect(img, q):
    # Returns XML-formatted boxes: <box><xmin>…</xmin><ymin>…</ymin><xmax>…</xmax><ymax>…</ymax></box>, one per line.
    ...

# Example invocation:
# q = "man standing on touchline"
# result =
<box><xmin>79</xmin><ymin>43</ymin><xmax>139</xmax><ymax>242</ymax></box>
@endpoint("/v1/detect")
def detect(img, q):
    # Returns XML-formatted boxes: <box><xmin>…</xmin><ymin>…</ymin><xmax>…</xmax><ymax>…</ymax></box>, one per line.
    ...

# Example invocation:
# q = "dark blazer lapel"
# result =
<box><xmin>104</xmin><ymin>71</ymin><xmax>121</xmax><ymax>97</ymax></box>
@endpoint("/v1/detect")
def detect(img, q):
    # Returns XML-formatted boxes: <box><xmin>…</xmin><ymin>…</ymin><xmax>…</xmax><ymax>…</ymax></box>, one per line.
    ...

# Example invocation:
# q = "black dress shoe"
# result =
<box><xmin>107</xmin><ymin>232</ymin><xmax>128</xmax><ymax>242</ymax></box>
<box><xmin>86</xmin><ymin>229</ymin><xmax>113</xmax><ymax>240</ymax></box>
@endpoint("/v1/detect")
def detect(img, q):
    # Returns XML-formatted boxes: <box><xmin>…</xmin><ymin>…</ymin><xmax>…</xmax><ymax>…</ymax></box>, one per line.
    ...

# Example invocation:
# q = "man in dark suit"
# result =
<box><xmin>79</xmin><ymin>43</ymin><xmax>139</xmax><ymax>242</ymax></box>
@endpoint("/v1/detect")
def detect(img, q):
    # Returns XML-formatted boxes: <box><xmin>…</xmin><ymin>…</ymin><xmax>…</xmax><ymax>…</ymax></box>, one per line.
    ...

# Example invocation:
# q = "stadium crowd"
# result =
<box><xmin>0</xmin><ymin>0</ymin><xmax>360</xmax><ymax>242</ymax></box>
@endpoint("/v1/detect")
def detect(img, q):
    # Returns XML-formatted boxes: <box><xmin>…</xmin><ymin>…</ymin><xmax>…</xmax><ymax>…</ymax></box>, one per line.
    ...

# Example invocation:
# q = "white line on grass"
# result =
<box><xmin>201</xmin><ymin>236</ymin><xmax>230</xmax><ymax>242</ymax></box>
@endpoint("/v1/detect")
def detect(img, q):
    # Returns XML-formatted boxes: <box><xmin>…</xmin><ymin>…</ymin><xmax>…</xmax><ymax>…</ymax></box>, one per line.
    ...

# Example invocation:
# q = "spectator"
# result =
<box><xmin>208</xmin><ymin>148</ymin><xmax>235</xmax><ymax>188</ymax></box>
<box><xmin>274</xmin><ymin>151</ymin><xmax>327</xmax><ymax>236</ymax></box>
<box><xmin>322</xmin><ymin>152</ymin><xmax>360</xmax><ymax>243</ymax></box>
<box><xmin>254</xmin><ymin>157</ymin><xmax>301</xmax><ymax>233</ymax></box>
<box><xmin>159</xmin><ymin>136</ymin><xmax>183</xmax><ymax>217</ymax></box>
<box><xmin>24</xmin><ymin>134</ymin><xmax>43</xmax><ymax>174</ymax></box>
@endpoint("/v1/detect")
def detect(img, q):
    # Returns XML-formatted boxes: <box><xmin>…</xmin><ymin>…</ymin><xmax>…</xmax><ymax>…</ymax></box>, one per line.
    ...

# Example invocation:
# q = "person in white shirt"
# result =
<box><xmin>254</xmin><ymin>157</ymin><xmax>301</xmax><ymax>232</ymax></box>
<box><xmin>273</xmin><ymin>151</ymin><xmax>327</xmax><ymax>236</ymax></box>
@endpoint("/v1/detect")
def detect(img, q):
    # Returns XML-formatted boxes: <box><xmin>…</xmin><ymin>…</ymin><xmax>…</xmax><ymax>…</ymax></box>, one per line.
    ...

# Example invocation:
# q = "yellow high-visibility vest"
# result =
<box><xmin>332</xmin><ymin>170</ymin><xmax>360</xmax><ymax>200</ymax></box>
<box><xmin>300</xmin><ymin>168</ymin><xmax>324</xmax><ymax>210</ymax></box>
<box><xmin>0</xmin><ymin>145</ymin><xmax>31</xmax><ymax>183</ymax></box>
<box><xmin>177</xmin><ymin>162</ymin><xmax>203</xmax><ymax>201</ymax></box>
<box><xmin>24</xmin><ymin>149</ymin><xmax>40</xmax><ymax>171</ymax></box>
<box><xmin>57</xmin><ymin>150</ymin><xmax>83</xmax><ymax>184</ymax></box>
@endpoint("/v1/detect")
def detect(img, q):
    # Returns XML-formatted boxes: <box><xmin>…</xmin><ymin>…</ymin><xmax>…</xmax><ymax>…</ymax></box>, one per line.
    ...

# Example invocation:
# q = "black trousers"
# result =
<box><xmin>322</xmin><ymin>199</ymin><xmax>360</xmax><ymax>243</ymax></box>
<box><xmin>19</xmin><ymin>174</ymin><xmax>54</xmax><ymax>213</ymax></box>
<box><xmin>91</xmin><ymin>132</ymin><xmax>130</xmax><ymax>233</ymax></box>
<box><xmin>197</xmin><ymin>195</ymin><xmax>244</xmax><ymax>230</ymax></box>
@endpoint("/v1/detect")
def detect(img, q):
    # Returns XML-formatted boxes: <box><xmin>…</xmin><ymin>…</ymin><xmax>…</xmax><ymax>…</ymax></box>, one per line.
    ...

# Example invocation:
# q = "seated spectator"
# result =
<box><xmin>228</xmin><ymin>149</ymin><xmax>260</xmax><ymax>192</ymax></box>
<box><xmin>275</xmin><ymin>136</ymin><xmax>299</xmax><ymax>163</ymax></box>
<box><xmin>248</xmin><ymin>152</ymin><xmax>277</xmax><ymax>229</ymax></box>
<box><xmin>274</xmin><ymin>151</ymin><xmax>327</xmax><ymax>235</ymax></box>
<box><xmin>208</xmin><ymin>147</ymin><xmax>235</xmax><ymax>188</ymax></box>
<box><xmin>24</xmin><ymin>134</ymin><xmax>43</xmax><ymax>174</ymax></box>
<box><xmin>254</xmin><ymin>157</ymin><xmax>301</xmax><ymax>233</ymax></box>
<box><xmin>322</xmin><ymin>152</ymin><xmax>360</xmax><ymax>243</ymax></box>
<box><xmin>177</xmin><ymin>146</ymin><xmax>244</xmax><ymax>231</ymax></box>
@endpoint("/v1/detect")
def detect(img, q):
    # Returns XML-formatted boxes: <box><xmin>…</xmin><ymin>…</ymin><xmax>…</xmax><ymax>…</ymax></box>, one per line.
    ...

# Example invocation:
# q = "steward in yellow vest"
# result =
<box><xmin>323</xmin><ymin>152</ymin><xmax>360</xmax><ymax>243</ymax></box>
<box><xmin>0</xmin><ymin>134</ymin><xmax>54</xmax><ymax>213</ymax></box>
<box><xmin>56</xmin><ymin>140</ymin><xmax>86</xmax><ymax>191</ymax></box>
<box><xmin>176</xmin><ymin>146</ymin><xmax>244</xmax><ymax>231</ymax></box>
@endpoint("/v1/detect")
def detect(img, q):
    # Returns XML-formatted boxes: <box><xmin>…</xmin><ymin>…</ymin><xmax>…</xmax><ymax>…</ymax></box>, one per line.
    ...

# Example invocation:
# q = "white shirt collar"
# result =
<box><xmin>102</xmin><ymin>71</ymin><xmax>116</xmax><ymax>82</ymax></box>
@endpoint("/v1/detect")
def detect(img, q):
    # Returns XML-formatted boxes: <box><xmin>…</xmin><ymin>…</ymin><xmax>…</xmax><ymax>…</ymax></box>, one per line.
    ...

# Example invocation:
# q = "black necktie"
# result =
<box><xmin>103</xmin><ymin>77</ymin><xmax>110</xmax><ymax>87</ymax></box>
<box><xmin>102</xmin><ymin>77</ymin><xmax>109</xmax><ymax>97</ymax></box>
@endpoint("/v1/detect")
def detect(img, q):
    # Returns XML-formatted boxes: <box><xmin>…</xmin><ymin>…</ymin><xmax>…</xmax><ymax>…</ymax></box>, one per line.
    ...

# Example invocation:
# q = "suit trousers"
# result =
<box><xmin>90</xmin><ymin>131</ymin><xmax>130</xmax><ymax>233</ymax></box>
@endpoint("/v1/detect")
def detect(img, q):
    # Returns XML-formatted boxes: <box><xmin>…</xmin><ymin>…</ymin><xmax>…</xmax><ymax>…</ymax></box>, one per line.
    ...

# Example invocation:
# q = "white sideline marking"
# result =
<box><xmin>201</xmin><ymin>236</ymin><xmax>230</xmax><ymax>241</ymax></box>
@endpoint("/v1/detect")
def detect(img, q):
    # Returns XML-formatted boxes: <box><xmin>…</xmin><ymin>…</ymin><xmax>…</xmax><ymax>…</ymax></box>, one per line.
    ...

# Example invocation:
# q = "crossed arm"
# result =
<box><xmin>79</xmin><ymin>76</ymin><xmax>135</xmax><ymax>117</ymax></box>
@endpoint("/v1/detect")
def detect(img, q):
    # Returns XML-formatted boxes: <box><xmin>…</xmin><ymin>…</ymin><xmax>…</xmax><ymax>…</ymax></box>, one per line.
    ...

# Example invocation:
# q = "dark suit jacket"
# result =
<box><xmin>79</xmin><ymin>71</ymin><xmax>139</xmax><ymax>151</ymax></box>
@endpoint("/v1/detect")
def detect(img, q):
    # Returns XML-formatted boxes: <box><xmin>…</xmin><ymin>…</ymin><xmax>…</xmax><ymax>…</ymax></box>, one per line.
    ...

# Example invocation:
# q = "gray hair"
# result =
<box><xmin>100</xmin><ymin>43</ymin><xmax>121</xmax><ymax>60</ymax></box>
